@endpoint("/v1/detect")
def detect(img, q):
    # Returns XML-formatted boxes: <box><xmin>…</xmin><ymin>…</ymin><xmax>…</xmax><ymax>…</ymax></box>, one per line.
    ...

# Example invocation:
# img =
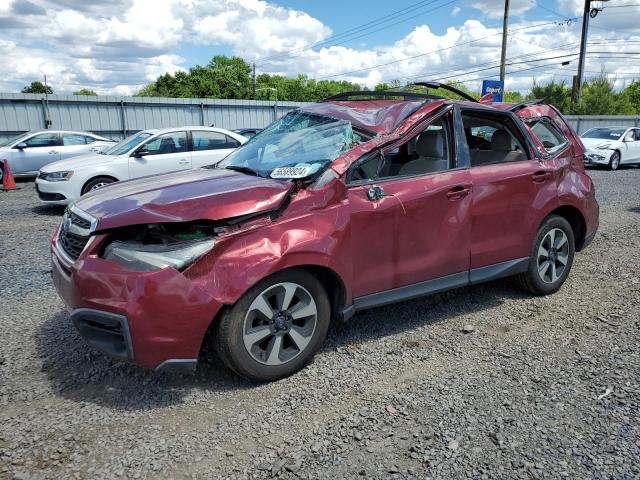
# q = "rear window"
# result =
<box><xmin>525</xmin><ymin>118</ymin><xmax>569</xmax><ymax>156</ymax></box>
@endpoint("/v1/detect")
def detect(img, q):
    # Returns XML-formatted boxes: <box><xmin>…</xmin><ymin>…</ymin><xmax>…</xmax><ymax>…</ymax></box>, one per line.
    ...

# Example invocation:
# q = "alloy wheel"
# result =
<box><xmin>242</xmin><ymin>282</ymin><xmax>318</xmax><ymax>366</ymax></box>
<box><xmin>537</xmin><ymin>228</ymin><xmax>570</xmax><ymax>284</ymax></box>
<box><xmin>90</xmin><ymin>181</ymin><xmax>111</xmax><ymax>191</ymax></box>
<box><xmin>610</xmin><ymin>152</ymin><xmax>620</xmax><ymax>170</ymax></box>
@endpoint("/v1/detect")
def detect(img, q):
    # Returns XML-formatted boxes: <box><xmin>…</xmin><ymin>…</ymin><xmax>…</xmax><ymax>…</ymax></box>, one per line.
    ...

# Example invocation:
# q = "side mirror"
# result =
<box><xmin>15</xmin><ymin>142</ymin><xmax>27</xmax><ymax>150</ymax></box>
<box><xmin>134</xmin><ymin>149</ymin><xmax>150</xmax><ymax>158</ymax></box>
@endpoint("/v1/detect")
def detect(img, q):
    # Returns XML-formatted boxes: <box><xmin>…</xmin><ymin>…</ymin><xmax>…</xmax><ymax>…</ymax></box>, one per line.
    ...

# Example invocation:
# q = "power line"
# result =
<box><xmin>314</xmin><ymin>19</ymin><xmax>576</xmax><ymax>81</ymax></box>
<box><xmin>256</xmin><ymin>0</ymin><xmax>457</xmax><ymax>67</ymax></box>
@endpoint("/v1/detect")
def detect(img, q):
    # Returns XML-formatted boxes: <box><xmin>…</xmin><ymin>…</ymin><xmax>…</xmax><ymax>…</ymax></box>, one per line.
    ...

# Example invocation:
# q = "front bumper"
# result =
<box><xmin>36</xmin><ymin>178</ymin><xmax>72</xmax><ymax>205</ymax></box>
<box><xmin>583</xmin><ymin>149</ymin><xmax>613</xmax><ymax>166</ymax></box>
<box><xmin>51</xmin><ymin>234</ymin><xmax>223</xmax><ymax>370</ymax></box>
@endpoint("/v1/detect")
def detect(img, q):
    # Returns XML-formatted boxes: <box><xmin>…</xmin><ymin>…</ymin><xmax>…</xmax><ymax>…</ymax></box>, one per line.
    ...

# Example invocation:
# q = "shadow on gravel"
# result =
<box><xmin>34</xmin><ymin>312</ymin><xmax>256</xmax><ymax>410</ymax></box>
<box><xmin>628</xmin><ymin>206</ymin><xmax>640</xmax><ymax>215</ymax></box>
<box><xmin>32</xmin><ymin>204</ymin><xmax>66</xmax><ymax>217</ymax></box>
<box><xmin>325</xmin><ymin>280</ymin><xmax>530</xmax><ymax>352</ymax></box>
<box><xmin>35</xmin><ymin>279</ymin><xmax>529</xmax><ymax>410</ymax></box>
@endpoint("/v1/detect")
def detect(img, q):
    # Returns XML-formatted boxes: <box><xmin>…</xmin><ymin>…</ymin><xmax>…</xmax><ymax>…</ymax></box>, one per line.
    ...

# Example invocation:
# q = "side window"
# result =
<box><xmin>624</xmin><ymin>129</ymin><xmax>638</xmax><ymax>142</ymax></box>
<box><xmin>525</xmin><ymin>118</ymin><xmax>569</xmax><ymax>156</ymax></box>
<box><xmin>24</xmin><ymin>133</ymin><xmax>59</xmax><ymax>147</ymax></box>
<box><xmin>350</xmin><ymin>114</ymin><xmax>453</xmax><ymax>183</ymax></box>
<box><xmin>462</xmin><ymin>112</ymin><xmax>529</xmax><ymax>167</ymax></box>
<box><xmin>62</xmin><ymin>134</ymin><xmax>89</xmax><ymax>146</ymax></box>
<box><xmin>84</xmin><ymin>136</ymin><xmax>96</xmax><ymax>144</ymax></box>
<box><xmin>141</xmin><ymin>132</ymin><xmax>187</xmax><ymax>156</ymax></box>
<box><xmin>192</xmin><ymin>131</ymin><xmax>240</xmax><ymax>151</ymax></box>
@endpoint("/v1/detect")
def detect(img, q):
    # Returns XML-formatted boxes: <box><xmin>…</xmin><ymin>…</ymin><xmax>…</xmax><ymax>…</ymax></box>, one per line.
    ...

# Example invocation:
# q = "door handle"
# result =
<box><xmin>446</xmin><ymin>185</ymin><xmax>471</xmax><ymax>201</ymax></box>
<box><xmin>367</xmin><ymin>186</ymin><xmax>385</xmax><ymax>201</ymax></box>
<box><xmin>49</xmin><ymin>150</ymin><xmax>58</xmax><ymax>154</ymax></box>
<box><xmin>178</xmin><ymin>159</ymin><xmax>189</xmax><ymax>165</ymax></box>
<box><xmin>532</xmin><ymin>170</ymin><xmax>552</xmax><ymax>183</ymax></box>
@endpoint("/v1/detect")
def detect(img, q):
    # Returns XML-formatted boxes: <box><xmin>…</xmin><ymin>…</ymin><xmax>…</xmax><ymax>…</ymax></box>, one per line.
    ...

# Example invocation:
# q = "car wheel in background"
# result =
<box><xmin>515</xmin><ymin>215</ymin><xmax>575</xmax><ymax>296</ymax></box>
<box><xmin>608</xmin><ymin>151</ymin><xmax>621</xmax><ymax>171</ymax></box>
<box><xmin>214</xmin><ymin>269</ymin><xmax>331</xmax><ymax>382</ymax></box>
<box><xmin>81</xmin><ymin>176</ymin><xmax>116</xmax><ymax>195</ymax></box>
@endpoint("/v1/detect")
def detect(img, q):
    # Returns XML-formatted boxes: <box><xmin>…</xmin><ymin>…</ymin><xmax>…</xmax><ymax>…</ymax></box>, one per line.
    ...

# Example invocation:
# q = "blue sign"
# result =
<box><xmin>482</xmin><ymin>80</ymin><xmax>504</xmax><ymax>102</ymax></box>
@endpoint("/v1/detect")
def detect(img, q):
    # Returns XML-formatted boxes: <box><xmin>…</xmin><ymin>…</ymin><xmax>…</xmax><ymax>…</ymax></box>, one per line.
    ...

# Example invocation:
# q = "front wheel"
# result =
<box><xmin>81</xmin><ymin>176</ymin><xmax>115</xmax><ymax>195</ymax></box>
<box><xmin>608</xmin><ymin>151</ymin><xmax>621</xmax><ymax>171</ymax></box>
<box><xmin>515</xmin><ymin>215</ymin><xmax>575</xmax><ymax>295</ymax></box>
<box><xmin>214</xmin><ymin>269</ymin><xmax>331</xmax><ymax>382</ymax></box>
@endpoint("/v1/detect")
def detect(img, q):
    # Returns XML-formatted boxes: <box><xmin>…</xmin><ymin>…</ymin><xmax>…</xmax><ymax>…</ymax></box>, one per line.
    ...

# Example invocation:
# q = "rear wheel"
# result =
<box><xmin>608</xmin><ymin>151</ymin><xmax>621</xmax><ymax>171</ymax></box>
<box><xmin>82</xmin><ymin>176</ymin><xmax>115</xmax><ymax>195</ymax></box>
<box><xmin>214</xmin><ymin>269</ymin><xmax>330</xmax><ymax>382</ymax></box>
<box><xmin>515</xmin><ymin>215</ymin><xmax>575</xmax><ymax>295</ymax></box>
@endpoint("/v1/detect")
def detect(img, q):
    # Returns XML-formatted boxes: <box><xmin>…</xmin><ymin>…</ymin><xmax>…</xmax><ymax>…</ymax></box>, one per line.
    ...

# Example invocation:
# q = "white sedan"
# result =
<box><xmin>36</xmin><ymin>126</ymin><xmax>247</xmax><ymax>205</ymax></box>
<box><xmin>0</xmin><ymin>130</ymin><xmax>115</xmax><ymax>179</ymax></box>
<box><xmin>581</xmin><ymin>126</ymin><xmax>640</xmax><ymax>170</ymax></box>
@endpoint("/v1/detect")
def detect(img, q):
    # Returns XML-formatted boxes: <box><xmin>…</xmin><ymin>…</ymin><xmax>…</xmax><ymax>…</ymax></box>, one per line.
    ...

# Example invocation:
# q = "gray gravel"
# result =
<box><xmin>1</xmin><ymin>167</ymin><xmax>639</xmax><ymax>479</ymax></box>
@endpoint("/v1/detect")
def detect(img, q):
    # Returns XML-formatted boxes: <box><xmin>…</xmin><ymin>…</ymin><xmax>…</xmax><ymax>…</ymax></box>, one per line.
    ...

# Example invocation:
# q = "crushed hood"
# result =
<box><xmin>74</xmin><ymin>168</ymin><xmax>292</xmax><ymax>231</ymax></box>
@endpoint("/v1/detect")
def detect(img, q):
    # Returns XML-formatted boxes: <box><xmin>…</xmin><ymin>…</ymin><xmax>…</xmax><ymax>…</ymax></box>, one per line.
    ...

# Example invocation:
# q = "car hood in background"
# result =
<box><xmin>74</xmin><ymin>168</ymin><xmax>292</xmax><ymax>231</ymax></box>
<box><xmin>580</xmin><ymin>137</ymin><xmax>621</xmax><ymax>149</ymax></box>
<box><xmin>40</xmin><ymin>153</ymin><xmax>118</xmax><ymax>172</ymax></box>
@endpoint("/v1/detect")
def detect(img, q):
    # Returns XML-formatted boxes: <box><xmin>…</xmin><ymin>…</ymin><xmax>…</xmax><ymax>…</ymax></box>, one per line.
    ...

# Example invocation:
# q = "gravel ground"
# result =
<box><xmin>1</xmin><ymin>168</ymin><xmax>639</xmax><ymax>480</ymax></box>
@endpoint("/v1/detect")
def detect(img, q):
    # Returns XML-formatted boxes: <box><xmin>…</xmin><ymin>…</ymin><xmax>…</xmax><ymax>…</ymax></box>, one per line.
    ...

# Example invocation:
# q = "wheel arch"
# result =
<box><xmin>546</xmin><ymin>205</ymin><xmax>587</xmax><ymax>251</ymax></box>
<box><xmin>81</xmin><ymin>174</ymin><xmax>119</xmax><ymax>195</ymax></box>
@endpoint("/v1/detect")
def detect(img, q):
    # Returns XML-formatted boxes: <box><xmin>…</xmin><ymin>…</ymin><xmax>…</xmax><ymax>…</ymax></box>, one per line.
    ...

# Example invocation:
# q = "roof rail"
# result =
<box><xmin>508</xmin><ymin>99</ymin><xmax>544</xmax><ymax>113</ymax></box>
<box><xmin>408</xmin><ymin>82</ymin><xmax>478</xmax><ymax>103</ymax></box>
<box><xmin>322</xmin><ymin>90</ymin><xmax>444</xmax><ymax>102</ymax></box>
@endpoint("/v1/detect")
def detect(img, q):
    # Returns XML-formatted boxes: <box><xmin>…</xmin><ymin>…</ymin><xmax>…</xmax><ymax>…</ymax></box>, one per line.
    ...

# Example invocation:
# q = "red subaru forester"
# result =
<box><xmin>51</xmin><ymin>83</ymin><xmax>599</xmax><ymax>382</ymax></box>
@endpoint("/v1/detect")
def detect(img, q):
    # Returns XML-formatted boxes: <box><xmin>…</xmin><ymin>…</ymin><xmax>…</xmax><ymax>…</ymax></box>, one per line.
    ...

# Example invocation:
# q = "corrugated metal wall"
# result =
<box><xmin>0</xmin><ymin>93</ymin><xmax>309</xmax><ymax>142</ymax></box>
<box><xmin>1</xmin><ymin>93</ymin><xmax>639</xmax><ymax>141</ymax></box>
<box><xmin>564</xmin><ymin>115</ymin><xmax>640</xmax><ymax>134</ymax></box>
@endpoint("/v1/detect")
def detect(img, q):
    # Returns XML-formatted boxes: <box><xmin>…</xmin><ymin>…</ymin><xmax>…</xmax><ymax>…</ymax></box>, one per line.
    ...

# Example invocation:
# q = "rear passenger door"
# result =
<box><xmin>190</xmin><ymin>130</ymin><xmax>241</xmax><ymax>168</ymax></box>
<box><xmin>59</xmin><ymin>133</ymin><xmax>97</xmax><ymax>160</ymax></box>
<box><xmin>463</xmin><ymin>108</ymin><xmax>564</xmax><ymax>274</ymax></box>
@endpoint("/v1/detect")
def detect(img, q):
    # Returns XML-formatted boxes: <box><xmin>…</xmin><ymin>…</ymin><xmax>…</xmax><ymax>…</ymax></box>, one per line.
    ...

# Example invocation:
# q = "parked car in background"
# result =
<box><xmin>0</xmin><ymin>130</ymin><xmax>115</xmax><ymax>179</ymax></box>
<box><xmin>581</xmin><ymin>126</ymin><xmax>640</xmax><ymax>170</ymax></box>
<box><xmin>233</xmin><ymin>128</ymin><xmax>263</xmax><ymax>139</ymax></box>
<box><xmin>49</xmin><ymin>84</ymin><xmax>598</xmax><ymax>382</ymax></box>
<box><xmin>36</xmin><ymin>126</ymin><xmax>246</xmax><ymax>204</ymax></box>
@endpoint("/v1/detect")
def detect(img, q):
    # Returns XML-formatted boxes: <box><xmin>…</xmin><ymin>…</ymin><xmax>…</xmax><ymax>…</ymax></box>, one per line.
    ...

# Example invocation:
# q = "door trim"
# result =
<box><xmin>343</xmin><ymin>257</ymin><xmax>529</xmax><ymax>319</ymax></box>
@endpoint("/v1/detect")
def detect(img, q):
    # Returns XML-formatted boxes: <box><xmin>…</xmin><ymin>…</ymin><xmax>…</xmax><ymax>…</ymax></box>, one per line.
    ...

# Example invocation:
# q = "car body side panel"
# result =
<box><xmin>182</xmin><ymin>182</ymin><xmax>354</xmax><ymax>306</ymax></box>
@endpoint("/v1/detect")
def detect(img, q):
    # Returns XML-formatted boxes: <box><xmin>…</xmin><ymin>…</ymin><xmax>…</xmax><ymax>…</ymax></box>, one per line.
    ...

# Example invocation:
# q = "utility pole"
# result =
<box><xmin>572</xmin><ymin>0</ymin><xmax>609</xmax><ymax>104</ymax></box>
<box><xmin>252</xmin><ymin>63</ymin><xmax>256</xmax><ymax>99</ymax></box>
<box><xmin>499</xmin><ymin>0</ymin><xmax>510</xmax><ymax>83</ymax></box>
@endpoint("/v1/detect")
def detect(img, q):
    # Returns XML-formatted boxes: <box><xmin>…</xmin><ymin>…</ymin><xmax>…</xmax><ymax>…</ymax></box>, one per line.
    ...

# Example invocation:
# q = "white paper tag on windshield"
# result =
<box><xmin>270</xmin><ymin>166</ymin><xmax>314</xmax><ymax>179</ymax></box>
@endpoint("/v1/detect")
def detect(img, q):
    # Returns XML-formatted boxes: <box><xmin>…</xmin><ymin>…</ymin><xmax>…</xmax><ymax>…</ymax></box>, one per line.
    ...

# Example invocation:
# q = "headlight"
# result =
<box><xmin>595</xmin><ymin>143</ymin><xmax>612</xmax><ymax>150</ymax></box>
<box><xmin>103</xmin><ymin>238</ymin><xmax>215</xmax><ymax>272</ymax></box>
<box><xmin>43</xmin><ymin>171</ymin><xmax>73</xmax><ymax>181</ymax></box>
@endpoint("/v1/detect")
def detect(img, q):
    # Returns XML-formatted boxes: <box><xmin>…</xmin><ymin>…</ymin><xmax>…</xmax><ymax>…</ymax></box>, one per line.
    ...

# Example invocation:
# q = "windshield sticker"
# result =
<box><xmin>271</xmin><ymin>165</ymin><xmax>315</xmax><ymax>179</ymax></box>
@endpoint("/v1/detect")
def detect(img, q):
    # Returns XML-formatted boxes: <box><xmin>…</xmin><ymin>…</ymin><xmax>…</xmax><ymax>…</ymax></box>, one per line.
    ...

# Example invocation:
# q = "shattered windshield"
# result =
<box><xmin>217</xmin><ymin>111</ymin><xmax>367</xmax><ymax>179</ymax></box>
<box><xmin>582</xmin><ymin>127</ymin><xmax>626</xmax><ymax>140</ymax></box>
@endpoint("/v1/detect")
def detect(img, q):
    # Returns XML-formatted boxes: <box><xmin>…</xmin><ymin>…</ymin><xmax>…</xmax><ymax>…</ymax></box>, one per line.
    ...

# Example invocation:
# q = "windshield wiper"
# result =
<box><xmin>225</xmin><ymin>165</ymin><xmax>263</xmax><ymax>177</ymax></box>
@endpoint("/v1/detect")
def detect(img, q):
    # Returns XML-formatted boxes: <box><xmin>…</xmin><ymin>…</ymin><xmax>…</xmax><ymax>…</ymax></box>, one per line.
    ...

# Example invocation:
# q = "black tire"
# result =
<box><xmin>82</xmin><ymin>176</ymin><xmax>116</xmax><ymax>195</ymax></box>
<box><xmin>214</xmin><ymin>269</ymin><xmax>331</xmax><ymax>382</ymax></box>
<box><xmin>515</xmin><ymin>215</ymin><xmax>575</xmax><ymax>296</ymax></box>
<box><xmin>608</xmin><ymin>151</ymin><xmax>621</xmax><ymax>171</ymax></box>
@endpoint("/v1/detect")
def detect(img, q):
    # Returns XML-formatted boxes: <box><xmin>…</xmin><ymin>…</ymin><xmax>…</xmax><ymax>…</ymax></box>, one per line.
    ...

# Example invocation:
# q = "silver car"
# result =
<box><xmin>0</xmin><ymin>130</ymin><xmax>115</xmax><ymax>179</ymax></box>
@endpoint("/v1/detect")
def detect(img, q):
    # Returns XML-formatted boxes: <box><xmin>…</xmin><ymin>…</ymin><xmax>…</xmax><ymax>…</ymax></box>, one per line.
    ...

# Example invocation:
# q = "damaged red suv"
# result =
<box><xmin>51</xmin><ymin>83</ymin><xmax>599</xmax><ymax>381</ymax></box>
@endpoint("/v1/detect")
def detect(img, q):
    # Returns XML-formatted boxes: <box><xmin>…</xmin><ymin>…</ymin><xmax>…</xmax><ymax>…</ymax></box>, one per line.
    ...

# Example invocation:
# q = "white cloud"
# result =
<box><xmin>0</xmin><ymin>0</ymin><xmax>637</xmax><ymax>95</ymax></box>
<box><xmin>452</xmin><ymin>6</ymin><xmax>461</xmax><ymax>17</ymax></box>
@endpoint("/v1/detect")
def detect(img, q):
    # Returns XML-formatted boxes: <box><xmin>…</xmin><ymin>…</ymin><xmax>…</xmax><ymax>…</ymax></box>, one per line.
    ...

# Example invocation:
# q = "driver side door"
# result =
<box><xmin>347</xmin><ymin>110</ymin><xmax>472</xmax><ymax>304</ymax></box>
<box><xmin>128</xmin><ymin>131</ymin><xmax>191</xmax><ymax>178</ymax></box>
<box><xmin>15</xmin><ymin>132</ymin><xmax>61</xmax><ymax>174</ymax></box>
<box><xmin>622</xmin><ymin>129</ymin><xmax>640</xmax><ymax>164</ymax></box>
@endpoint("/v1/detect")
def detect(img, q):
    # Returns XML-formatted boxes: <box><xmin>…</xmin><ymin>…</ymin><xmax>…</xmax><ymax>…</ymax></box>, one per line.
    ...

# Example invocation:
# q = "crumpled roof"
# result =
<box><xmin>298</xmin><ymin>100</ymin><xmax>428</xmax><ymax>135</ymax></box>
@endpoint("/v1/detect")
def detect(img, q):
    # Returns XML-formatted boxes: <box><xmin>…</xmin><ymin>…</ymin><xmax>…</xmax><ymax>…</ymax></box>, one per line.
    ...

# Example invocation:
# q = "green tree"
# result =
<box><xmin>73</xmin><ymin>88</ymin><xmax>97</xmax><ymax>96</ymax></box>
<box><xmin>22</xmin><ymin>81</ymin><xmax>53</xmax><ymax>94</ymax></box>
<box><xmin>529</xmin><ymin>80</ymin><xmax>572</xmax><ymax>113</ymax></box>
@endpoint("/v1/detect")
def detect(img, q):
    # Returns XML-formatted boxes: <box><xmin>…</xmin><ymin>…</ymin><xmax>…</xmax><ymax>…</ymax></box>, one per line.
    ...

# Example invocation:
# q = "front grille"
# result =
<box><xmin>58</xmin><ymin>209</ymin><xmax>93</xmax><ymax>261</ymax></box>
<box><xmin>37</xmin><ymin>190</ymin><xmax>66</xmax><ymax>201</ymax></box>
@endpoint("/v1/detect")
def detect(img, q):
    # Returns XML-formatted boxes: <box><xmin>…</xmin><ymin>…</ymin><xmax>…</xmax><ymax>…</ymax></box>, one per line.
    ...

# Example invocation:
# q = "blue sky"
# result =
<box><xmin>0</xmin><ymin>0</ymin><xmax>638</xmax><ymax>95</ymax></box>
